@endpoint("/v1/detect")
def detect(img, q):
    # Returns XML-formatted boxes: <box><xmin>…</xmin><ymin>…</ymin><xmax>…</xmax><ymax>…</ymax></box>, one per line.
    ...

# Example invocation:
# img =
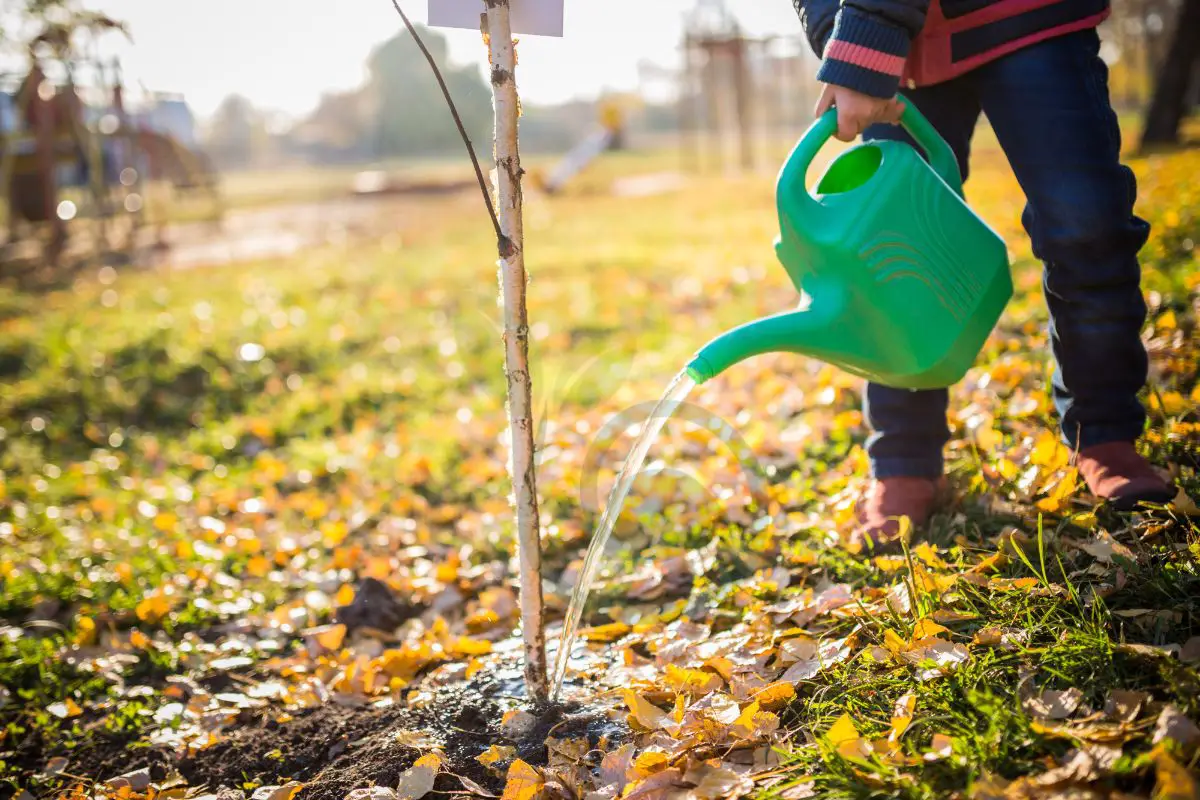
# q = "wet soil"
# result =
<box><xmin>61</xmin><ymin>664</ymin><xmax>626</xmax><ymax>800</ymax></box>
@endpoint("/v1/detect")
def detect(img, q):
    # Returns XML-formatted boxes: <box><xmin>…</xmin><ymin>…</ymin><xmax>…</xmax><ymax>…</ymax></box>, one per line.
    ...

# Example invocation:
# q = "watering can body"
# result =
<box><xmin>686</xmin><ymin>97</ymin><xmax>1012</xmax><ymax>390</ymax></box>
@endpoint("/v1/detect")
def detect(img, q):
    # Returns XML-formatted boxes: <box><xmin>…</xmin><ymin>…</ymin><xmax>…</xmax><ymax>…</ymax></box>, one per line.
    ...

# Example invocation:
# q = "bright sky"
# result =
<box><xmin>80</xmin><ymin>1</ymin><xmax>807</xmax><ymax>120</ymax></box>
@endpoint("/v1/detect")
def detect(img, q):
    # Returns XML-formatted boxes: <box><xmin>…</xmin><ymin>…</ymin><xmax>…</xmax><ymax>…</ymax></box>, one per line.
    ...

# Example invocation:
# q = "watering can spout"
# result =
<box><xmin>686</xmin><ymin>297</ymin><xmax>849</xmax><ymax>385</ymax></box>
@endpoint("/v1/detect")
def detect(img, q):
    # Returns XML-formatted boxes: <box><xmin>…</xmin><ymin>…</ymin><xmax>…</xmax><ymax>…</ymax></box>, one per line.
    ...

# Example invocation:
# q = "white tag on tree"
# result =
<box><xmin>427</xmin><ymin>0</ymin><xmax>564</xmax><ymax>36</ymax></box>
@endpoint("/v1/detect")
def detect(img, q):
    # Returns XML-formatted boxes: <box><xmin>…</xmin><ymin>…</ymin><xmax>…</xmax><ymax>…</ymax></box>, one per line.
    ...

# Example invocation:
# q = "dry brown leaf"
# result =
<box><xmin>1074</xmin><ymin>531</ymin><xmax>1135</xmax><ymax>564</ymax></box>
<box><xmin>778</xmin><ymin>637</ymin><xmax>818</xmax><ymax>664</ymax></box>
<box><xmin>905</xmin><ymin>638</ymin><xmax>970</xmax><ymax>681</ymax></box>
<box><xmin>395</xmin><ymin>753</ymin><xmax>441</xmax><ymax>800</ymax></box>
<box><xmin>623</xmin><ymin>768</ymin><xmax>687</xmax><ymax>800</ymax></box>
<box><xmin>104</xmin><ymin>768</ymin><xmax>152</xmax><ymax>791</ymax></box>
<box><xmin>1030</xmin><ymin>743</ymin><xmax>1121</xmax><ymax>787</ymax></box>
<box><xmin>682</xmin><ymin>762</ymin><xmax>754</xmax><ymax>800</ymax></box>
<box><xmin>1153</xmin><ymin>705</ymin><xmax>1200</xmax><ymax>749</ymax></box>
<box><xmin>344</xmin><ymin>789</ymin><xmax>399</xmax><ymax>800</ymax></box>
<box><xmin>1104</xmin><ymin>690</ymin><xmax>1150</xmax><ymax>724</ymax></box>
<box><xmin>778</xmin><ymin>780</ymin><xmax>816</xmax><ymax>799</ymax></box>
<box><xmin>1023</xmin><ymin>687</ymin><xmax>1085</xmax><ymax>721</ymax></box>
<box><xmin>1180</xmin><ymin>637</ymin><xmax>1200</xmax><ymax>664</ymax></box>
<box><xmin>597</xmin><ymin>743</ymin><xmax>635</xmax><ymax>791</ymax></box>
<box><xmin>500</xmin><ymin>709</ymin><xmax>537</xmax><ymax>739</ymax></box>
<box><xmin>40</xmin><ymin>756</ymin><xmax>70</xmax><ymax>777</ymax></box>
<box><xmin>546</xmin><ymin>737</ymin><xmax>589</xmax><ymax>769</ymax></box>
<box><xmin>971</xmin><ymin>627</ymin><xmax>1027</xmax><ymax>651</ymax></box>
<box><xmin>395</xmin><ymin>729</ymin><xmax>442</xmax><ymax>749</ymax></box>
<box><xmin>1117</xmin><ymin>642</ymin><xmax>1181</xmax><ymax>659</ymax></box>
<box><xmin>457</xmin><ymin>775</ymin><xmax>497</xmax><ymax>798</ymax></box>
<box><xmin>779</xmin><ymin>636</ymin><xmax>853</xmax><ymax>683</ymax></box>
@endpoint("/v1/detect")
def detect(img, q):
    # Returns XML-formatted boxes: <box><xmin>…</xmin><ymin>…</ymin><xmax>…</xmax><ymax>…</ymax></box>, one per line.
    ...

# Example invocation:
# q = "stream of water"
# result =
<box><xmin>550</xmin><ymin>369</ymin><xmax>696</xmax><ymax>699</ymax></box>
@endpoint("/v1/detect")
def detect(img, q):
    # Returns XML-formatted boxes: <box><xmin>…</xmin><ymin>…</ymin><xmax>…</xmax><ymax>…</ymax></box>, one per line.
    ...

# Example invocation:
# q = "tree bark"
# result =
<box><xmin>484</xmin><ymin>0</ymin><xmax>548</xmax><ymax>706</ymax></box>
<box><xmin>1140</xmin><ymin>0</ymin><xmax>1200</xmax><ymax>148</ymax></box>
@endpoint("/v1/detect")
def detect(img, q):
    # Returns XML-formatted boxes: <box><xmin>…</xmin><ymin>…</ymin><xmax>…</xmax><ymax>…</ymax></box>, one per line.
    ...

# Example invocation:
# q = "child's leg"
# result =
<box><xmin>973</xmin><ymin>29</ymin><xmax>1151</xmax><ymax>451</ymax></box>
<box><xmin>861</xmin><ymin>79</ymin><xmax>981</xmax><ymax>479</ymax></box>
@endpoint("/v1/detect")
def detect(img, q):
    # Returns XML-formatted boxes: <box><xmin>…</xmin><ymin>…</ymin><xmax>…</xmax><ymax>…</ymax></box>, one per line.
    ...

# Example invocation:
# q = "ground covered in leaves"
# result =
<box><xmin>2</xmin><ymin>130</ymin><xmax>1199</xmax><ymax>800</ymax></box>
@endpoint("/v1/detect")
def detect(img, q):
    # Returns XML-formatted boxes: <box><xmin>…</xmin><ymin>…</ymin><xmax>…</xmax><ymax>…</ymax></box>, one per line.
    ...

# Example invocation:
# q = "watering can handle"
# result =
<box><xmin>777</xmin><ymin>93</ymin><xmax>964</xmax><ymax>208</ymax></box>
<box><xmin>897</xmin><ymin>95</ymin><xmax>964</xmax><ymax>197</ymax></box>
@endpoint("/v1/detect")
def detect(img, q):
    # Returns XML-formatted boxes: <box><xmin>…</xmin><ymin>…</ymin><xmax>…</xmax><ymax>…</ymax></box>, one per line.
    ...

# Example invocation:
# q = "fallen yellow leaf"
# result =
<box><xmin>135</xmin><ymin>591</ymin><xmax>172</xmax><ymax>624</ymax></box>
<box><xmin>582</xmin><ymin>622</ymin><xmax>630</xmax><ymax>642</ymax></box>
<box><xmin>1153</xmin><ymin>745</ymin><xmax>1198</xmax><ymax>800</ymax></box>
<box><xmin>826</xmin><ymin>713</ymin><xmax>859</xmax><ymax>746</ymax></box>
<box><xmin>911</xmin><ymin>619</ymin><xmax>951</xmax><ymax>640</ymax></box>
<box><xmin>476</xmin><ymin>745</ymin><xmax>517</xmax><ymax>769</ymax></box>
<box><xmin>889</xmin><ymin>693</ymin><xmax>917</xmax><ymax>742</ymax></box>
<box><xmin>753</xmin><ymin>682</ymin><xmax>795</xmax><ymax>711</ymax></box>
<box><xmin>628</xmin><ymin>751</ymin><xmax>670</xmax><ymax>781</ymax></box>
<box><xmin>624</xmin><ymin>690</ymin><xmax>670</xmax><ymax>731</ymax></box>
<box><xmin>500</xmin><ymin>759</ymin><xmax>544</xmax><ymax>800</ymax></box>
<box><xmin>663</xmin><ymin>664</ymin><xmax>723</xmax><ymax>696</ymax></box>
<box><xmin>730</xmin><ymin>701</ymin><xmax>779</xmax><ymax>740</ymax></box>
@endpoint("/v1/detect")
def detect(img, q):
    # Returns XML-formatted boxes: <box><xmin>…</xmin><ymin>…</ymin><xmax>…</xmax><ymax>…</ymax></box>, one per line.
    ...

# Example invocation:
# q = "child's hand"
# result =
<box><xmin>815</xmin><ymin>84</ymin><xmax>904</xmax><ymax>142</ymax></box>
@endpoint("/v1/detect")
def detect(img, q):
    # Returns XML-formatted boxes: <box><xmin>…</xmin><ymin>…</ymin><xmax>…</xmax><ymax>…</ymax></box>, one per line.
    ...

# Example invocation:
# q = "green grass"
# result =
<box><xmin>0</xmin><ymin>129</ymin><xmax>1198</xmax><ymax>797</ymax></box>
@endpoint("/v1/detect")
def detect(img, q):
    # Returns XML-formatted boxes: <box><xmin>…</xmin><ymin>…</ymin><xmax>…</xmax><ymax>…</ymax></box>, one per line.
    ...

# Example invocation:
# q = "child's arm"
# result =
<box><xmin>791</xmin><ymin>0</ymin><xmax>926</xmax><ymax>140</ymax></box>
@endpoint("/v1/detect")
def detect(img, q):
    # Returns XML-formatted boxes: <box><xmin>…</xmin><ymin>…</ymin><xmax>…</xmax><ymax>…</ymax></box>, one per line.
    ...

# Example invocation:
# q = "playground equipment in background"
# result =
<box><xmin>0</xmin><ymin>56</ymin><xmax>222</xmax><ymax>266</ymax></box>
<box><xmin>530</xmin><ymin>94</ymin><xmax>638</xmax><ymax>195</ymax></box>
<box><xmin>678</xmin><ymin>0</ymin><xmax>819</xmax><ymax>174</ymax></box>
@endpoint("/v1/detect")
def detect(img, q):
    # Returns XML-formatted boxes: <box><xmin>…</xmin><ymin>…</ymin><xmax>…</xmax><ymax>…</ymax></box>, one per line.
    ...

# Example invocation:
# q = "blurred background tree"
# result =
<box><xmin>1138</xmin><ymin>0</ymin><xmax>1199</xmax><ymax>146</ymax></box>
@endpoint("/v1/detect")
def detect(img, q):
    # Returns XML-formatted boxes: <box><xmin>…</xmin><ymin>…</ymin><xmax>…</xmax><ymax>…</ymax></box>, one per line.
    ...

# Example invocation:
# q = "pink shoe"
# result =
<box><xmin>1076</xmin><ymin>441</ymin><xmax>1174</xmax><ymax>511</ymax></box>
<box><xmin>852</xmin><ymin>476</ymin><xmax>947</xmax><ymax>548</ymax></box>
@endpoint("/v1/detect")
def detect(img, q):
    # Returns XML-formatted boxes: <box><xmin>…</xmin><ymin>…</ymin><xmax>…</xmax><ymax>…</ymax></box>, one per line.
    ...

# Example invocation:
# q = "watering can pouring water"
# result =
<box><xmin>686</xmin><ymin>96</ymin><xmax>1013</xmax><ymax>390</ymax></box>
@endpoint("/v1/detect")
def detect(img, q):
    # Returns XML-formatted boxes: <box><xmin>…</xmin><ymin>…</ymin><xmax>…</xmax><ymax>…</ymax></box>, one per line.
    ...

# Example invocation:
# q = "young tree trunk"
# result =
<box><xmin>1140</xmin><ymin>0</ymin><xmax>1200</xmax><ymax>148</ymax></box>
<box><xmin>484</xmin><ymin>0</ymin><xmax>549</xmax><ymax>706</ymax></box>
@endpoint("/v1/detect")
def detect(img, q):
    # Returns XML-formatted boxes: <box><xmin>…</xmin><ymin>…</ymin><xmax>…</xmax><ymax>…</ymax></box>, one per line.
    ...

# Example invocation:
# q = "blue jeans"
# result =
<box><xmin>861</xmin><ymin>28</ymin><xmax>1151</xmax><ymax>479</ymax></box>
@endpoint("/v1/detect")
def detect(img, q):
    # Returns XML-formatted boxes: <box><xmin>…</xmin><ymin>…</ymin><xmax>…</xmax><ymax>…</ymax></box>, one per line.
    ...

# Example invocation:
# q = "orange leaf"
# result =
<box><xmin>754</xmin><ymin>682</ymin><xmax>796</xmax><ymax>711</ymax></box>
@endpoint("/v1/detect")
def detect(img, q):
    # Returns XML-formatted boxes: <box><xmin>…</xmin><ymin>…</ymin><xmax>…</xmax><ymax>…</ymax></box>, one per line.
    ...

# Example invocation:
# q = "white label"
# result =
<box><xmin>428</xmin><ymin>0</ymin><xmax>564</xmax><ymax>36</ymax></box>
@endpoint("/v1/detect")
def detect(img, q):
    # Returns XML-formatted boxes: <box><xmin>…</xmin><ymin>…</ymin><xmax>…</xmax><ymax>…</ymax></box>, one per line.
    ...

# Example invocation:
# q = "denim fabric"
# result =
<box><xmin>858</xmin><ymin>29</ymin><xmax>1151</xmax><ymax>479</ymax></box>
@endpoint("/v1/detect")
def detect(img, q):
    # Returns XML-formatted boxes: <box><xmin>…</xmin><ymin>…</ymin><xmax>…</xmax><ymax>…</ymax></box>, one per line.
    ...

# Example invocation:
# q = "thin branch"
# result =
<box><xmin>387</xmin><ymin>0</ymin><xmax>504</xmax><ymax>245</ymax></box>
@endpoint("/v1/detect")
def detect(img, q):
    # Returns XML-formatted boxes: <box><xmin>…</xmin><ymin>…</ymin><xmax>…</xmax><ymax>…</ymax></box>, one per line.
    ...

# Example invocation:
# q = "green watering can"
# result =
<box><xmin>686</xmin><ymin>96</ymin><xmax>1012</xmax><ymax>390</ymax></box>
